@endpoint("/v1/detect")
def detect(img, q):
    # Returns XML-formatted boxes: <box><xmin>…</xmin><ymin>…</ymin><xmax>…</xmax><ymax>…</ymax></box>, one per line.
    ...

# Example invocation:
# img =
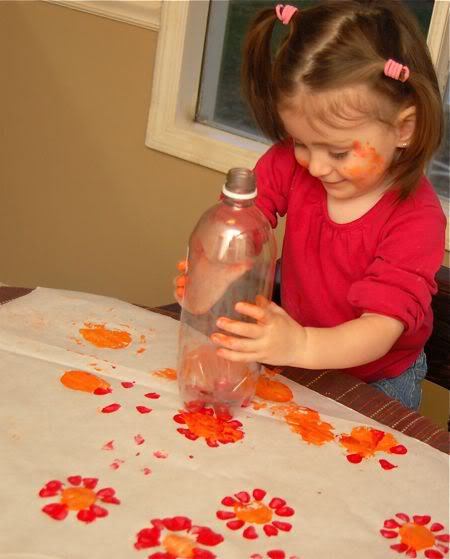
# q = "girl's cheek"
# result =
<box><xmin>295</xmin><ymin>155</ymin><xmax>309</xmax><ymax>168</ymax></box>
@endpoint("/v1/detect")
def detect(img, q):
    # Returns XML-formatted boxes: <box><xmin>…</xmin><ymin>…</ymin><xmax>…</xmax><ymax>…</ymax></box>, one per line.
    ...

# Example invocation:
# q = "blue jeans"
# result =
<box><xmin>370</xmin><ymin>352</ymin><xmax>427</xmax><ymax>411</ymax></box>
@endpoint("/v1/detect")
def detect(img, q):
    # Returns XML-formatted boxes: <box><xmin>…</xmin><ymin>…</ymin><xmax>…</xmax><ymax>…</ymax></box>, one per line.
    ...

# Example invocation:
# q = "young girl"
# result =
<box><xmin>176</xmin><ymin>0</ymin><xmax>446</xmax><ymax>410</ymax></box>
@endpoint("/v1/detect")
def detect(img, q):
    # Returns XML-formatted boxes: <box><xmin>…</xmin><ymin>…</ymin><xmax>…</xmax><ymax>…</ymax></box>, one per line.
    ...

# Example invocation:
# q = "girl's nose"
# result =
<box><xmin>308</xmin><ymin>153</ymin><xmax>331</xmax><ymax>178</ymax></box>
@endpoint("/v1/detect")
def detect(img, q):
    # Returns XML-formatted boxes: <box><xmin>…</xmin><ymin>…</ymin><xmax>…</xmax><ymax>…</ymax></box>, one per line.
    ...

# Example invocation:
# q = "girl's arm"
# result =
<box><xmin>211</xmin><ymin>301</ymin><xmax>404</xmax><ymax>369</ymax></box>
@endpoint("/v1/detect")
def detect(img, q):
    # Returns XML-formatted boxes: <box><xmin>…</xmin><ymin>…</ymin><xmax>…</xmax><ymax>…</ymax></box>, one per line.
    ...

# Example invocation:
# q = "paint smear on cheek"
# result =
<box><xmin>343</xmin><ymin>141</ymin><xmax>385</xmax><ymax>183</ymax></box>
<box><xmin>298</xmin><ymin>158</ymin><xmax>309</xmax><ymax>169</ymax></box>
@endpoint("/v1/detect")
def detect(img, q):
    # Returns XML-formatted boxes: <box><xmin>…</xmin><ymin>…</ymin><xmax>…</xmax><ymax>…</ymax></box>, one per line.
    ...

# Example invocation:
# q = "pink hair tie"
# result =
<box><xmin>275</xmin><ymin>4</ymin><xmax>298</xmax><ymax>25</ymax></box>
<box><xmin>384</xmin><ymin>59</ymin><xmax>410</xmax><ymax>83</ymax></box>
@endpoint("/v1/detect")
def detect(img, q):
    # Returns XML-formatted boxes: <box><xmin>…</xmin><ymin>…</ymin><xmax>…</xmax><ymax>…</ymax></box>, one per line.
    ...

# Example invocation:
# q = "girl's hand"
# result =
<box><xmin>211</xmin><ymin>298</ymin><xmax>306</xmax><ymax>366</ymax></box>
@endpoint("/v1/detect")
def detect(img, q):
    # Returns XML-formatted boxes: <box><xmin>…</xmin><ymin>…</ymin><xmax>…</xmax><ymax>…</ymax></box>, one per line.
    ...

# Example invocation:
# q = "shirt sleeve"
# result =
<box><xmin>347</xmin><ymin>202</ymin><xmax>447</xmax><ymax>335</ymax></box>
<box><xmin>254</xmin><ymin>140</ymin><xmax>299</xmax><ymax>228</ymax></box>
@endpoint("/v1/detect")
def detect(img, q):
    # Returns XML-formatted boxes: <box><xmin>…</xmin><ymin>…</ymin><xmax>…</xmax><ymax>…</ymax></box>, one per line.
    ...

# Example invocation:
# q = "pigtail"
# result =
<box><xmin>241</xmin><ymin>9</ymin><xmax>284</xmax><ymax>141</ymax></box>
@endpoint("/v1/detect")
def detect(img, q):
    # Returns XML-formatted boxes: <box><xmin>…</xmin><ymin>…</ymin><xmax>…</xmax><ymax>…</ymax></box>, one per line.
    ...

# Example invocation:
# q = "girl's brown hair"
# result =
<box><xmin>241</xmin><ymin>0</ymin><xmax>443</xmax><ymax>195</ymax></box>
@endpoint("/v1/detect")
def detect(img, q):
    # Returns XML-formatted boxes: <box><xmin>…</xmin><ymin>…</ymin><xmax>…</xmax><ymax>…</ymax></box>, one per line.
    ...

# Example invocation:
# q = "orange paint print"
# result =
<box><xmin>153</xmin><ymin>367</ymin><xmax>177</xmax><ymax>381</ymax></box>
<box><xmin>79</xmin><ymin>322</ymin><xmax>131</xmax><ymax>349</ymax></box>
<box><xmin>343</xmin><ymin>140</ymin><xmax>384</xmax><ymax>180</ymax></box>
<box><xmin>284</xmin><ymin>406</ymin><xmax>335</xmax><ymax>446</ymax></box>
<box><xmin>256</xmin><ymin>375</ymin><xmax>293</xmax><ymax>403</ymax></box>
<box><xmin>338</xmin><ymin>426</ymin><xmax>407</xmax><ymax>466</ymax></box>
<box><xmin>39</xmin><ymin>476</ymin><xmax>120</xmax><ymax>523</ymax></box>
<box><xmin>174</xmin><ymin>407</ymin><xmax>244</xmax><ymax>447</ymax></box>
<box><xmin>381</xmin><ymin>513</ymin><xmax>449</xmax><ymax>558</ymax></box>
<box><xmin>60</xmin><ymin>370</ymin><xmax>111</xmax><ymax>394</ymax></box>
<box><xmin>217</xmin><ymin>489</ymin><xmax>294</xmax><ymax>539</ymax></box>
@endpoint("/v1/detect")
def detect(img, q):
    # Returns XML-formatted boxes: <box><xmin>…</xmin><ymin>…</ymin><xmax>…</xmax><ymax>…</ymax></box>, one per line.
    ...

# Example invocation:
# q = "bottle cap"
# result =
<box><xmin>222</xmin><ymin>168</ymin><xmax>256</xmax><ymax>200</ymax></box>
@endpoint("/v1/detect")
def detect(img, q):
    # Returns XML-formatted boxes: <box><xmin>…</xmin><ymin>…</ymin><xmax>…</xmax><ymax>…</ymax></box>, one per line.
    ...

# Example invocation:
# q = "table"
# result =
<box><xmin>0</xmin><ymin>286</ymin><xmax>448</xmax><ymax>559</ymax></box>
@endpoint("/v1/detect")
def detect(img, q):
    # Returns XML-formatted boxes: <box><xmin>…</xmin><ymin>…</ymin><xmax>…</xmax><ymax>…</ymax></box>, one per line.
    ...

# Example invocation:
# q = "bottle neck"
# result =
<box><xmin>222</xmin><ymin>195</ymin><xmax>255</xmax><ymax>208</ymax></box>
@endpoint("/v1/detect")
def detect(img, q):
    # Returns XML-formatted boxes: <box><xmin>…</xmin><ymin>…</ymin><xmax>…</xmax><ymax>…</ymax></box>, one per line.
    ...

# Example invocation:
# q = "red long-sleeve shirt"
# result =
<box><xmin>254</xmin><ymin>141</ymin><xmax>446</xmax><ymax>382</ymax></box>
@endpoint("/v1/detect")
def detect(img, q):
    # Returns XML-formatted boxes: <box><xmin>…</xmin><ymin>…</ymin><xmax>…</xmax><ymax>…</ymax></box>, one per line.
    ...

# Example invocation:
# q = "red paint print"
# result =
<box><xmin>101</xmin><ymin>403</ymin><xmax>121</xmax><ymax>414</ymax></box>
<box><xmin>102</xmin><ymin>440</ymin><xmax>115</xmax><ymax>450</ymax></box>
<box><xmin>79</xmin><ymin>322</ymin><xmax>132</xmax><ymax>349</ymax></box>
<box><xmin>121</xmin><ymin>381</ymin><xmax>135</xmax><ymax>389</ymax></box>
<box><xmin>153</xmin><ymin>450</ymin><xmax>168</xmax><ymax>459</ymax></box>
<box><xmin>142</xmin><ymin>468</ymin><xmax>152</xmax><ymax>476</ymax></box>
<box><xmin>144</xmin><ymin>392</ymin><xmax>161</xmax><ymax>399</ymax></box>
<box><xmin>174</xmin><ymin>407</ymin><xmax>244</xmax><ymax>447</ymax></box>
<box><xmin>217</xmin><ymin>489</ymin><xmax>294</xmax><ymax>539</ymax></box>
<box><xmin>251</xmin><ymin>552</ymin><xmax>301</xmax><ymax>559</ymax></box>
<box><xmin>136</xmin><ymin>405</ymin><xmax>152</xmax><ymax>414</ymax></box>
<box><xmin>134</xmin><ymin>434</ymin><xmax>145</xmax><ymax>446</ymax></box>
<box><xmin>39</xmin><ymin>476</ymin><xmax>120</xmax><ymax>523</ymax></box>
<box><xmin>110</xmin><ymin>459</ymin><xmax>124</xmax><ymax>471</ymax></box>
<box><xmin>134</xmin><ymin>516</ymin><xmax>224</xmax><ymax>558</ymax></box>
<box><xmin>380</xmin><ymin>513</ymin><xmax>449</xmax><ymax>558</ymax></box>
<box><xmin>339</xmin><ymin>426</ymin><xmax>407</xmax><ymax>468</ymax></box>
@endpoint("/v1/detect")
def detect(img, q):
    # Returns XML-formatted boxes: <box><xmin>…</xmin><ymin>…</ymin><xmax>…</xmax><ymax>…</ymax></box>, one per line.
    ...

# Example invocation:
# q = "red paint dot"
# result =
<box><xmin>390</xmin><ymin>444</ymin><xmax>407</xmax><ymax>455</ymax></box>
<box><xmin>346</xmin><ymin>453</ymin><xmax>363</xmax><ymax>464</ymax></box>
<box><xmin>379</xmin><ymin>459</ymin><xmax>397</xmax><ymax>470</ymax></box>
<box><xmin>144</xmin><ymin>392</ymin><xmax>160</xmax><ymax>399</ymax></box>
<box><xmin>121</xmin><ymin>381</ymin><xmax>135</xmax><ymax>389</ymax></box>
<box><xmin>101</xmin><ymin>403</ymin><xmax>121</xmax><ymax>414</ymax></box>
<box><xmin>136</xmin><ymin>406</ymin><xmax>152</xmax><ymax>414</ymax></box>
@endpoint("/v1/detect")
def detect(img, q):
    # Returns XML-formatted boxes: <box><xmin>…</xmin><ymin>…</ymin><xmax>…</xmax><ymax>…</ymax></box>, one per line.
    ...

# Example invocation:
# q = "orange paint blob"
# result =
<box><xmin>339</xmin><ymin>426</ymin><xmax>398</xmax><ymax>458</ymax></box>
<box><xmin>79</xmin><ymin>323</ymin><xmax>131</xmax><ymax>349</ymax></box>
<box><xmin>179</xmin><ymin>410</ymin><xmax>244</xmax><ymax>445</ymax></box>
<box><xmin>284</xmin><ymin>407</ymin><xmax>335</xmax><ymax>445</ymax></box>
<box><xmin>234</xmin><ymin>501</ymin><xmax>273</xmax><ymax>524</ymax></box>
<box><xmin>162</xmin><ymin>533</ymin><xmax>195</xmax><ymax>557</ymax></box>
<box><xmin>256</xmin><ymin>375</ymin><xmax>293</xmax><ymax>402</ymax></box>
<box><xmin>60</xmin><ymin>370</ymin><xmax>111</xmax><ymax>393</ymax></box>
<box><xmin>60</xmin><ymin>487</ymin><xmax>97</xmax><ymax>511</ymax></box>
<box><xmin>153</xmin><ymin>368</ymin><xmax>177</xmax><ymax>381</ymax></box>
<box><xmin>136</xmin><ymin>347</ymin><xmax>146</xmax><ymax>354</ymax></box>
<box><xmin>399</xmin><ymin>523</ymin><xmax>435</xmax><ymax>551</ymax></box>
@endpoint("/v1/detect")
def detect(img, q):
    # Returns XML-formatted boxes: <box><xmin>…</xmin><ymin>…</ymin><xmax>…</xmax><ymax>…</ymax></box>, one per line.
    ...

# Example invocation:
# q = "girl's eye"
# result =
<box><xmin>330</xmin><ymin>151</ymin><xmax>349</xmax><ymax>160</ymax></box>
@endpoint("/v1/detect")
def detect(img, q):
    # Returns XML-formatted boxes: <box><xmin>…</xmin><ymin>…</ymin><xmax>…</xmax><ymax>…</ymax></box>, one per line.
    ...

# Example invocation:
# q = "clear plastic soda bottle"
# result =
<box><xmin>177</xmin><ymin>168</ymin><xmax>277</xmax><ymax>418</ymax></box>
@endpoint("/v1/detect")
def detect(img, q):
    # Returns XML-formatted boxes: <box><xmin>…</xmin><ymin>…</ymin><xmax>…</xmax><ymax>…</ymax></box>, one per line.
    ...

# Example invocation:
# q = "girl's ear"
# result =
<box><xmin>395</xmin><ymin>106</ymin><xmax>416</xmax><ymax>147</ymax></box>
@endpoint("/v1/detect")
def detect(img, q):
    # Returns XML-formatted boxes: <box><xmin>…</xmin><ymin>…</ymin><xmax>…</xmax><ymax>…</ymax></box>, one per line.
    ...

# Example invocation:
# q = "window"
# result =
<box><xmin>146</xmin><ymin>1</ymin><xmax>449</xmax><ymax>222</ymax></box>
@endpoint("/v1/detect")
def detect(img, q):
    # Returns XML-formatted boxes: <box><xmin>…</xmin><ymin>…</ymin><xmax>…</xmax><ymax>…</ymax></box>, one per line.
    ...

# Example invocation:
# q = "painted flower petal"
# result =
<box><xmin>226</xmin><ymin>519</ymin><xmax>245</xmax><ymax>530</ymax></box>
<box><xmin>272</xmin><ymin>521</ymin><xmax>292</xmax><ymax>531</ymax></box>
<box><xmin>145</xmin><ymin>392</ymin><xmax>161</xmax><ymax>399</ymax></box>
<box><xmin>94</xmin><ymin>387</ymin><xmax>112</xmax><ymax>395</ymax></box>
<box><xmin>436</xmin><ymin>535</ymin><xmax>450</xmax><ymax>542</ymax></box>
<box><xmin>136</xmin><ymin>405</ymin><xmax>152</xmax><ymax>414</ymax></box>
<box><xmin>390</xmin><ymin>444</ymin><xmax>408</xmax><ymax>455</ymax></box>
<box><xmin>101</xmin><ymin>403</ymin><xmax>121</xmax><ymax>413</ymax></box>
<box><xmin>191</xmin><ymin>526</ymin><xmax>224</xmax><ymax>546</ymax></box>
<box><xmin>39</xmin><ymin>488</ymin><xmax>60</xmax><ymax>498</ymax></box>
<box><xmin>396</xmin><ymin>513</ymin><xmax>411</xmax><ymax>522</ymax></box>
<box><xmin>90</xmin><ymin>504</ymin><xmax>108</xmax><ymax>518</ymax></box>
<box><xmin>222</xmin><ymin>496</ymin><xmax>237</xmax><ymax>506</ymax></box>
<box><xmin>173</xmin><ymin>414</ymin><xmax>186</xmax><ymax>424</ymax></box>
<box><xmin>406</xmin><ymin>549</ymin><xmax>417</xmax><ymax>558</ymax></box>
<box><xmin>431</xmin><ymin>523</ymin><xmax>445</xmax><ymax>532</ymax></box>
<box><xmin>347</xmin><ymin>453</ymin><xmax>363</xmax><ymax>464</ymax></box>
<box><xmin>192</xmin><ymin>548</ymin><xmax>217</xmax><ymax>559</ymax></box>
<box><xmin>162</xmin><ymin>516</ymin><xmax>192</xmax><ymax>531</ymax></box>
<box><xmin>413</xmin><ymin>515</ymin><xmax>431</xmax><ymax>525</ymax></box>
<box><xmin>44</xmin><ymin>480</ymin><xmax>63</xmax><ymax>492</ymax></box>
<box><xmin>235</xmin><ymin>491</ymin><xmax>251</xmax><ymax>504</ymax></box>
<box><xmin>391</xmin><ymin>543</ymin><xmax>408</xmax><ymax>552</ymax></box>
<box><xmin>275</xmin><ymin>506</ymin><xmax>295</xmax><ymax>517</ymax></box>
<box><xmin>380</xmin><ymin>529</ymin><xmax>398</xmax><ymax>539</ymax></box>
<box><xmin>384</xmin><ymin>519</ymin><xmax>401</xmax><ymax>529</ymax></box>
<box><xmin>121</xmin><ymin>381</ymin><xmax>135</xmax><ymax>388</ymax></box>
<box><xmin>269</xmin><ymin>497</ymin><xmax>286</xmax><ymax>509</ymax></box>
<box><xmin>252</xmin><ymin>488</ymin><xmax>266</xmax><ymax>501</ymax></box>
<box><xmin>267</xmin><ymin>551</ymin><xmax>286</xmax><ymax>559</ymax></box>
<box><xmin>379</xmin><ymin>459</ymin><xmax>398</xmax><ymax>470</ymax></box>
<box><xmin>206</xmin><ymin>438</ymin><xmax>219</xmax><ymax>448</ymax></box>
<box><xmin>148</xmin><ymin>553</ymin><xmax>174</xmax><ymax>559</ymax></box>
<box><xmin>82</xmin><ymin>477</ymin><xmax>98</xmax><ymax>489</ymax></box>
<box><xmin>42</xmin><ymin>503</ymin><xmax>68</xmax><ymax>521</ymax></box>
<box><xmin>67</xmin><ymin>476</ymin><xmax>82</xmax><ymax>486</ymax></box>
<box><xmin>77</xmin><ymin>508</ymin><xmax>97</xmax><ymax>523</ymax></box>
<box><xmin>134</xmin><ymin>526</ymin><xmax>161</xmax><ymax>549</ymax></box>
<box><xmin>216</xmin><ymin>511</ymin><xmax>235</xmax><ymax>520</ymax></box>
<box><xmin>178</xmin><ymin>428</ymin><xmax>199</xmax><ymax>441</ymax></box>
<box><xmin>263</xmin><ymin>524</ymin><xmax>278</xmax><ymax>536</ymax></box>
<box><xmin>424</xmin><ymin>550</ymin><xmax>444</xmax><ymax>559</ymax></box>
<box><xmin>243</xmin><ymin>525</ymin><xmax>258</xmax><ymax>539</ymax></box>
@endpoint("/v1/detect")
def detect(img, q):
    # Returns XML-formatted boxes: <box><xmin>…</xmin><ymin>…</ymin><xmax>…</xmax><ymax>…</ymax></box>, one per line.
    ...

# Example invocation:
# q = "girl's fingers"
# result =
<box><xmin>215</xmin><ymin>347</ymin><xmax>260</xmax><ymax>363</ymax></box>
<box><xmin>177</xmin><ymin>259</ymin><xmax>188</xmax><ymax>272</ymax></box>
<box><xmin>210</xmin><ymin>332</ymin><xmax>257</xmax><ymax>353</ymax></box>
<box><xmin>234</xmin><ymin>302</ymin><xmax>267</xmax><ymax>322</ymax></box>
<box><xmin>215</xmin><ymin>317</ymin><xmax>261</xmax><ymax>339</ymax></box>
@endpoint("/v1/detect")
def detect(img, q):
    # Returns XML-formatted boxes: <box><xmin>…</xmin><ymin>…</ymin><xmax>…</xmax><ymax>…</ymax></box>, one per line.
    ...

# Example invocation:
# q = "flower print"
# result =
<box><xmin>39</xmin><ymin>476</ymin><xmax>120</xmax><ymax>523</ymax></box>
<box><xmin>255</xmin><ymin>374</ymin><xmax>293</xmax><ymax>403</ymax></box>
<box><xmin>380</xmin><ymin>513</ymin><xmax>449</xmax><ymax>558</ymax></box>
<box><xmin>338</xmin><ymin>426</ymin><xmax>407</xmax><ymax>468</ymax></box>
<box><xmin>79</xmin><ymin>322</ymin><xmax>132</xmax><ymax>349</ymax></box>
<box><xmin>134</xmin><ymin>516</ymin><xmax>224</xmax><ymax>559</ymax></box>
<box><xmin>217</xmin><ymin>489</ymin><xmax>295</xmax><ymax>539</ymax></box>
<box><xmin>173</xmin><ymin>407</ymin><xmax>244</xmax><ymax>447</ymax></box>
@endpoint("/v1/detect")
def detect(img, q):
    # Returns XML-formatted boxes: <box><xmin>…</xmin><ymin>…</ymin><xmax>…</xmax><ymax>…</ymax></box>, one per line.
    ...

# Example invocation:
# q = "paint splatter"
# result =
<box><xmin>79</xmin><ymin>322</ymin><xmax>132</xmax><ymax>349</ymax></box>
<box><xmin>153</xmin><ymin>451</ymin><xmax>168</xmax><ymax>459</ymax></box>
<box><xmin>39</xmin><ymin>476</ymin><xmax>120</xmax><ymax>523</ymax></box>
<box><xmin>110</xmin><ymin>459</ymin><xmax>125</xmax><ymax>471</ymax></box>
<box><xmin>338</xmin><ymin>426</ymin><xmax>407</xmax><ymax>467</ymax></box>
<box><xmin>60</xmin><ymin>370</ymin><xmax>111</xmax><ymax>394</ymax></box>
<box><xmin>102</xmin><ymin>440</ymin><xmax>115</xmax><ymax>450</ymax></box>
<box><xmin>136</xmin><ymin>406</ymin><xmax>152</xmax><ymax>414</ymax></box>
<box><xmin>136</xmin><ymin>347</ymin><xmax>146</xmax><ymax>354</ymax></box>
<box><xmin>134</xmin><ymin>434</ymin><xmax>145</xmax><ymax>446</ymax></box>
<box><xmin>256</xmin><ymin>375</ymin><xmax>293</xmax><ymax>402</ymax></box>
<box><xmin>380</xmin><ymin>513</ymin><xmax>449</xmax><ymax>557</ymax></box>
<box><xmin>173</xmin><ymin>407</ymin><xmax>244</xmax><ymax>447</ymax></box>
<box><xmin>142</xmin><ymin>468</ymin><xmax>152</xmax><ymax>476</ymax></box>
<box><xmin>153</xmin><ymin>367</ymin><xmax>177</xmax><ymax>381</ymax></box>
<box><xmin>134</xmin><ymin>516</ymin><xmax>224</xmax><ymax>556</ymax></box>
<box><xmin>217</xmin><ymin>489</ymin><xmax>294</xmax><ymax>539</ymax></box>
